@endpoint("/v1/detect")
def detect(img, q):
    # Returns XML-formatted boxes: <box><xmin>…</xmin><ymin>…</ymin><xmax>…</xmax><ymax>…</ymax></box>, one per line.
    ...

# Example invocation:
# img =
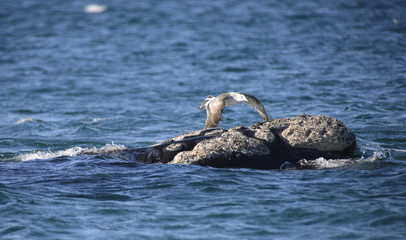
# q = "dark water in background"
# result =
<box><xmin>1</xmin><ymin>0</ymin><xmax>406</xmax><ymax>239</ymax></box>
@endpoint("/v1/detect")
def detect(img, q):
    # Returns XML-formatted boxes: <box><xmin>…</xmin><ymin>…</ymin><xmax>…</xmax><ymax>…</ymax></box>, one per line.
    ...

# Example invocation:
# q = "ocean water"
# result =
<box><xmin>1</xmin><ymin>0</ymin><xmax>406</xmax><ymax>239</ymax></box>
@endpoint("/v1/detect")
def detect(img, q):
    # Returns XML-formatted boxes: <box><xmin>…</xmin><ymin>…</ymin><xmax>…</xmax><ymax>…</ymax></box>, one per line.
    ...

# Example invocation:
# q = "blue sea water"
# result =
<box><xmin>1</xmin><ymin>0</ymin><xmax>406</xmax><ymax>239</ymax></box>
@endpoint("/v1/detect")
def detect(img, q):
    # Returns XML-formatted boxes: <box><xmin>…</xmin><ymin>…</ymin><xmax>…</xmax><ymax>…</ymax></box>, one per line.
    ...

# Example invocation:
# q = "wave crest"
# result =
<box><xmin>295</xmin><ymin>152</ymin><xmax>386</xmax><ymax>170</ymax></box>
<box><xmin>15</xmin><ymin>142</ymin><xmax>127</xmax><ymax>161</ymax></box>
<box><xmin>16</xmin><ymin>118</ymin><xmax>42</xmax><ymax>125</ymax></box>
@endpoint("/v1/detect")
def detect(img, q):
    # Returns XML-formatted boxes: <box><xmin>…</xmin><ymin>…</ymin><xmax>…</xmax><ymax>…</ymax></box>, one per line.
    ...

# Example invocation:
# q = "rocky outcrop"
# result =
<box><xmin>126</xmin><ymin>114</ymin><xmax>356</xmax><ymax>169</ymax></box>
<box><xmin>252</xmin><ymin>114</ymin><xmax>355</xmax><ymax>153</ymax></box>
<box><xmin>171</xmin><ymin>127</ymin><xmax>276</xmax><ymax>169</ymax></box>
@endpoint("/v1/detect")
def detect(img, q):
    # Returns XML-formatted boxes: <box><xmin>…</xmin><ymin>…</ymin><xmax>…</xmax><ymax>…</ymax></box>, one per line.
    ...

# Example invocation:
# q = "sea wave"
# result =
<box><xmin>80</xmin><ymin>118</ymin><xmax>108</xmax><ymax>125</ymax></box>
<box><xmin>16</xmin><ymin>118</ymin><xmax>42</xmax><ymax>125</ymax></box>
<box><xmin>15</xmin><ymin>142</ymin><xmax>127</xmax><ymax>161</ymax></box>
<box><xmin>295</xmin><ymin>152</ymin><xmax>386</xmax><ymax>170</ymax></box>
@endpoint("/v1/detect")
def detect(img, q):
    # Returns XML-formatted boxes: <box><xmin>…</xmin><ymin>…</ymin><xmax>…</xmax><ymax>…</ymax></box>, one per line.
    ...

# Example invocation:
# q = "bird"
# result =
<box><xmin>199</xmin><ymin>92</ymin><xmax>270</xmax><ymax>128</ymax></box>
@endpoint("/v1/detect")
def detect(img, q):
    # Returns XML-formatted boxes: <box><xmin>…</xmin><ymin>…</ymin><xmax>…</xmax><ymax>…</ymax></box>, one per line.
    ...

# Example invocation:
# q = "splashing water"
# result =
<box><xmin>15</xmin><ymin>142</ymin><xmax>127</xmax><ymax>161</ymax></box>
<box><xmin>296</xmin><ymin>152</ymin><xmax>386</xmax><ymax>170</ymax></box>
<box><xmin>16</xmin><ymin>118</ymin><xmax>42</xmax><ymax>125</ymax></box>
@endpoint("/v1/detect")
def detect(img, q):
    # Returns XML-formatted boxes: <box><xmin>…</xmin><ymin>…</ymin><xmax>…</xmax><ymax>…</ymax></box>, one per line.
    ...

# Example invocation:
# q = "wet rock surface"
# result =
<box><xmin>127</xmin><ymin>114</ymin><xmax>357</xmax><ymax>169</ymax></box>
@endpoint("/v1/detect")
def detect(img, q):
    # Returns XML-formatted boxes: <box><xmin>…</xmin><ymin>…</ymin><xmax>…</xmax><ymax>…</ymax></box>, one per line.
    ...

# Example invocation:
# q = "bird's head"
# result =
<box><xmin>233</xmin><ymin>92</ymin><xmax>249</xmax><ymax>103</ymax></box>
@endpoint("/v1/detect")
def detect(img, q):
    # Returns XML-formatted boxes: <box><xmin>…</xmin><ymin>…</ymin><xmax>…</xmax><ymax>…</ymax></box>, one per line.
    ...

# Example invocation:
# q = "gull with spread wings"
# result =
<box><xmin>199</xmin><ymin>92</ymin><xmax>270</xmax><ymax>128</ymax></box>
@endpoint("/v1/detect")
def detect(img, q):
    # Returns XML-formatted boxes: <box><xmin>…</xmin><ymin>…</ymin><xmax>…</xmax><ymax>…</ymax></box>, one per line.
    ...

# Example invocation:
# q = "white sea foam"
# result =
<box><xmin>391</xmin><ymin>148</ymin><xmax>406</xmax><ymax>153</ymax></box>
<box><xmin>16</xmin><ymin>142</ymin><xmax>127</xmax><ymax>161</ymax></box>
<box><xmin>297</xmin><ymin>152</ymin><xmax>385</xmax><ymax>170</ymax></box>
<box><xmin>81</xmin><ymin>118</ymin><xmax>107</xmax><ymax>124</ymax></box>
<box><xmin>84</xmin><ymin>4</ymin><xmax>107</xmax><ymax>13</ymax></box>
<box><xmin>92</xmin><ymin>118</ymin><xmax>106</xmax><ymax>123</ymax></box>
<box><xmin>16</xmin><ymin>118</ymin><xmax>40</xmax><ymax>125</ymax></box>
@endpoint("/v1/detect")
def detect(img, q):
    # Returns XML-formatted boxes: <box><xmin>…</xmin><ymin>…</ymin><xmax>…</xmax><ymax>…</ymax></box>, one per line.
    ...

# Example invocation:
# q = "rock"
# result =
<box><xmin>252</xmin><ymin>114</ymin><xmax>356</xmax><ymax>155</ymax></box>
<box><xmin>127</xmin><ymin>114</ymin><xmax>356</xmax><ymax>169</ymax></box>
<box><xmin>126</xmin><ymin>128</ymin><xmax>226</xmax><ymax>164</ymax></box>
<box><xmin>170</xmin><ymin>127</ymin><xmax>278</xmax><ymax>169</ymax></box>
<box><xmin>160</xmin><ymin>128</ymin><xmax>227</xmax><ymax>143</ymax></box>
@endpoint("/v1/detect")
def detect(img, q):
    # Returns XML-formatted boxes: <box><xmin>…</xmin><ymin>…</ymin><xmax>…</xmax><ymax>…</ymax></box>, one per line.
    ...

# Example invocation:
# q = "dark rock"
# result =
<box><xmin>127</xmin><ymin>114</ymin><xmax>356</xmax><ymax>169</ymax></box>
<box><xmin>126</xmin><ymin>128</ymin><xmax>226</xmax><ymax>164</ymax></box>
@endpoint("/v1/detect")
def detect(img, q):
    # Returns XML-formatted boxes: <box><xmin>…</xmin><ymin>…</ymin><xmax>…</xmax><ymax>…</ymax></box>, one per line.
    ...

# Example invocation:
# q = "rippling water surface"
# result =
<box><xmin>1</xmin><ymin>0</ymin><xmax>406</xmax><ymax>239</ymax></box>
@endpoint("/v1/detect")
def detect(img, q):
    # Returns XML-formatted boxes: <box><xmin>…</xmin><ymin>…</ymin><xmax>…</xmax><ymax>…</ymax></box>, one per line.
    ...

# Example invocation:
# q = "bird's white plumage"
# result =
<box><xmin>199</xmin><ymin>92</ymin><xmax>270</xmax><ymax>128</ymax></box>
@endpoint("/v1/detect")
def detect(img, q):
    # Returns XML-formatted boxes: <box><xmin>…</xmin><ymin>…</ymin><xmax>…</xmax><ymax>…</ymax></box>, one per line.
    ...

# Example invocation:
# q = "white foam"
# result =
<box><xmin>92</xmin><ymin>118</ymin><xmax>106</xmax><ymax>123</ymax></box>
<box><xmin>297</xmin><ymin>152</ymin><xmax>384</xmax><ymax>170</ymax></box>
<box><xmin>16</xmin><ymin>118</ymin><xmax>40</xmax><ymax>125</ymax></box>
<box><xmin>16</xmin><ymin>142</ymin><xmax>127</xmax><ymax>161</ymax></box>
<box><xmin>81</xmin><ymin>118</ymin><xmax>107</xmax><ymax>124</ymax></box>
<box><xmin>298</xmin><ymin>157</ymin><xmax>352</xmax><ymax>169</ymax></box>
<box><xmin>390</xmin><ymin>148</ymin><xmax>406</xmax><ymax>153</ymax></box>
<box><xmin>84</xmin><ymin>4</ymin><xmax>107</xmax><ymax>13</ymax></box>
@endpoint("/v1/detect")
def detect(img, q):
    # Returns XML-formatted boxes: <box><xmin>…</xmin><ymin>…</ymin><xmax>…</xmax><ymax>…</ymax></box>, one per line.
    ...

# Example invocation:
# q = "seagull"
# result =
<box><xmin>199</xmin><ymin>92</ymin><xmax>270</xmax><ymax>128</ymax></box>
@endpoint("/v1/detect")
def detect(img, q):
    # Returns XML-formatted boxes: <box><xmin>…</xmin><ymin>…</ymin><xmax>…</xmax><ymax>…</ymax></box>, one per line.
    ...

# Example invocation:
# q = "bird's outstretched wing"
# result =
<box><xmin>243</xmin><ymin>93</ymin><xmax>270</xmax><ymax>121</ymax></box>
<box><xmin>199</xmin><ymin>95</ymin><xmax>214</xmax><ymax>110</ymax></box>
<box><xmin>205</xmin><ymin>101</ymin><xmax>224</xmax><ymax>128</ymax></box>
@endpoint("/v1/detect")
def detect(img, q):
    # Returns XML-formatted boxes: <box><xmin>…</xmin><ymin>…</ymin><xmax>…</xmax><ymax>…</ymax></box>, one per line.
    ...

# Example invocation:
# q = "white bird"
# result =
<box><xmin>199</xmin><ymin>92</ymin><xmax>270</xmax><ymax>128</ymax></box>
